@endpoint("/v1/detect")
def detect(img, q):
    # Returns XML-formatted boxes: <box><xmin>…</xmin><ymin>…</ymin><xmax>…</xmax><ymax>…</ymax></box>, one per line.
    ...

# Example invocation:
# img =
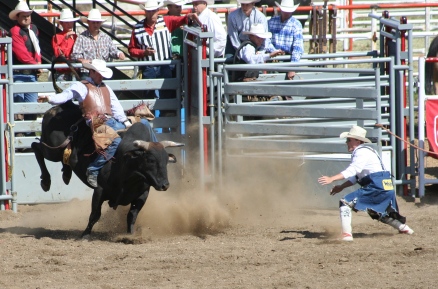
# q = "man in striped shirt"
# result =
<box><xmin>268</xmin><ymin>0</ymin><xmax>304</xmax><ymax>80</ymax></box>
<box><xmin>128</xmin><ymin>0</ymin><xmax>201</xmax><ymax>99</ymax></box>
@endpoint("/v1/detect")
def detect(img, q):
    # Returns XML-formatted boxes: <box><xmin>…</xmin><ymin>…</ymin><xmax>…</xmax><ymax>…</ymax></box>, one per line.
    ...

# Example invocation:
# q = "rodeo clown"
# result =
<box><xmin>318</xmin><ymin>125</ymin><xmax>414</xmax><ymax>241</ymax></box>
<box><xmin>38</xmin><ymin>59</ymin><xmax>157</xmax><ymax>188</ymax></box>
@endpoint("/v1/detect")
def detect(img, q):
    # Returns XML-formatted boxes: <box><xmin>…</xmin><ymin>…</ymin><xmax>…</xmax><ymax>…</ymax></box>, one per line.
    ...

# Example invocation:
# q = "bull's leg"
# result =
<box><xmin>31</xmin><ymin>142</ymin><xmax>51</xmax><ymax>192</ymax></box>
<box><xmin>81</xmin><ymin>187</ymin><xmax>105</xmax><ymax>239</ymax></box>
<box><xmin>62</xmin><ymin>164</ymin><xmax>72</xmax><ymax>185</ymax></box>
<box><xmin>127</xmin><ymin>190</ymin><xmax>149</xmax><ymax>234</ymax></box>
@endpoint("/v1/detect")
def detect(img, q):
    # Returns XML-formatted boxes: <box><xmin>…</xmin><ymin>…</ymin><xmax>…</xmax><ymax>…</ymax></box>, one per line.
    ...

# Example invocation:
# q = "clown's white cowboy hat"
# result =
<box><xmin>83</xmin><ymin>59</ymin><xmax>113</xmax><ymax>79</ymax></box>
<box><xmin>164</xmin><ymin>0</ymin><xmax>187</xmax><ymax>6</ymax></box>
<box><xmin>242</xmin><ymin>24</ymin><xmax>272</xmax><ymax>39</ymax></box>
<box><xmin>9</xmin><ymin>2</ymin><xmax>33</xmax><ymax>21</ymax></box>
<box><xmin>340</xmin><ymin>125</ymin><xmax>371</xmax><ymax>143</ymax></box>
<box><xmin>80</xmin><ymin>9</ymin><xmax>107</xmax><ymax>23</ymax></box>
<box><xmin>275</xmin><ymin>0</ymin><xmax>299</xmax><ymax>13</ymax></box>
<box><xmin>237</xmin><ymin>0</ymin><xmax>261</xmax><ymax>4</ymax></box>
<box><xmin>139</xmin><ymin>0</ymin><xmax>164</xmax><ymax>11</ymax></box>
<box><xmin>55</xmin><ymin>9</ymin><xmax>79</xmax><ymax>23</ymax></box>
<box><xmin>186</xmin><ymin>0</ymin><xmax>214</xmax><ymax>5</ymax></box>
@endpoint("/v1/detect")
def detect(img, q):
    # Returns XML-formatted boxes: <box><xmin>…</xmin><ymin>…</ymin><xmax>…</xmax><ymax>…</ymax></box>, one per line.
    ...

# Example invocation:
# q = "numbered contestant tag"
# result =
<box><xmin>382</xmin><ymin>179</ymin><xmax>394</xmax><ymax>190</ymax></box>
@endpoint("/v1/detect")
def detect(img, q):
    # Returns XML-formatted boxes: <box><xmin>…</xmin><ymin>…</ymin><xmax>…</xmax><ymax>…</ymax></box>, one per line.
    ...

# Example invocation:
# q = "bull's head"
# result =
<box><xmin>123</xmin><ymin>140</ymin><xmax>184</xmax><ymax>191</ymax></box>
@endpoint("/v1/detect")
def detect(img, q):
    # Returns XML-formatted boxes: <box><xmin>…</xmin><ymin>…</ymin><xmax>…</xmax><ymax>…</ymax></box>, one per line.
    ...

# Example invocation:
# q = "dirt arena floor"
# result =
<box><xmin>1</xmin><ymin>157</ymin><xmax>438</xmax><ymax>289</ymax></box>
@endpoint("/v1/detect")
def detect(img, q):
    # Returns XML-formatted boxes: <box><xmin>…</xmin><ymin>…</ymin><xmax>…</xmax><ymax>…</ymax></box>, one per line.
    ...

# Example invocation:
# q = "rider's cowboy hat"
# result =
<box><xmin>83</xmin><ymin>59</ymin><xmax>113</xmax><ymax>79</ymax></box>
<box><xmin>237</xmin><ymin>0</ymin><xmax>261</xmax><ymax>4</ymax></box>
<box><xmin>80</xmin><ymin>9</ymin><xmax>107</xmax><ymax>23</ymax></box>
<box><xmin>164</xmin><ymin>0</ymin><xmax>187</xmax><ymax>6</ymax></box>
<box><xmin>340</xmin><ymin>125</ymin><xmax>371</xmax><ymax>143</ymax></box>
<box><xmin>275</xmin><ymin>0</ymin><xmax>299</xmax><ymax>13</ymax></box>
<box><xmin>186</xmin><ymin>0</ymin><xmax>214</xmax><ymax>5</ymax></box>
<box><xmin>56</xmin><ymin>9</ymin><xmax>79</xmax><ymax>23</ymax></box>
<box><xmin>9</xmin><ymin>2</ymin><xmax>33</xmax><ymax>21</ymax></box>
<box><xmin>139</xmin><ymin>0</ymin><xmax>164</xmax><ymax>11</ymax></box>
<box><xmin>242</xmin><ymin>24</ymin><xmax>272</xmax><ymax>39</ymax></box>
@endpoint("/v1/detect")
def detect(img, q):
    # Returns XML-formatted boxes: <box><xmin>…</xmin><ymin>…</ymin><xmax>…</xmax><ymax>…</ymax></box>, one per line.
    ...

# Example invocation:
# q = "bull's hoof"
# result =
<box><xmin>40</xmin><ymin>179</ymin><xmax>51</xmax><ymax>192</ymax></box>
<box><xmin>62</xmin><ymin>170</ymin><xmax>72</xmax><ymax>185</ymax></box>
<box><xmin>81</xmin><ymin>233</ymin><xmax>91</xmax><ymax>241</ymax></box>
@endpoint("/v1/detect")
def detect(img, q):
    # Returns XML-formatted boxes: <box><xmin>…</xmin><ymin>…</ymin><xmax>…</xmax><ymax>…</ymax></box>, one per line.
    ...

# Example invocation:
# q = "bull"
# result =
<box><xmin>32</xmin><ymin>94</ymin><xmax>182</xmax><ymax>239</ymax></box>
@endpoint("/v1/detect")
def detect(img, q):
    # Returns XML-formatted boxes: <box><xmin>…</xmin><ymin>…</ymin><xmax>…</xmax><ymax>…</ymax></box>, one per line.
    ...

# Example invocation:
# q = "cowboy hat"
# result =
<box><xmin>237</xmin><ymin>0</ymin><xmax>261</xmax><ymax>4</ymax></box>
<box><xmin>9</xmin><ymin>2</ymin><xmax>33</xmax><ymax>20</ymax></box>
<box><xmin>164</xmin><ymin>0</ymin><xmax>187</xmax><ymax>6</ymax></box>
<box><xmin>83</xmin><ymin>59</ymin><xmax>113</xmax><ymax>79</ymax></box>
<box><xmin>340</xmin><ymin>125</ymin><xmax>371</xmax><ymax>143</ymax></box>
<box><xmin>55</xmin><ymin>9</ymin><xmax>79</xmax><ymax>23</ymax></box>
<box><xmin>80</xmin><ymin>9</ymin><xmax>107</xmax><ymax>23</ymax></box>
<box><xmin>242</xmin><ymin>24</ymin><xmax>272</xmax><ymax>39</ymax></box>
<box><xmin>186</xmin><ymin>0</ymin><xmax>214</xmax><ymax>5</ymax></box>
<box><xmin>275</xmin><ymin>0</ymin><xmax>299</xmax><ymax>13</ymax></box>
<box><xmin>139</xmin><ymin>0</ymin><xmax>164</xmax><ymax>11</ymax></box>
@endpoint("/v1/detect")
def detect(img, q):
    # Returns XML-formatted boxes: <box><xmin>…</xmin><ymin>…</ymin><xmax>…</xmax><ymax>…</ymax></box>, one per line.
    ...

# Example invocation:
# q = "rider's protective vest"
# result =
<box><xmin>80</xmin><ymin>81</ymin><xmax>112</xmax><ymax>120</ymax></box>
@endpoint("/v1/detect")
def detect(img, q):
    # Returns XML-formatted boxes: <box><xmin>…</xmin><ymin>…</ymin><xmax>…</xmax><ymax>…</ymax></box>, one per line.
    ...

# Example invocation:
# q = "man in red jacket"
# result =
<box><xmin>9</xmin><ymin>2</ymin><xmax>42</xmax><ymax>123</ymax></box>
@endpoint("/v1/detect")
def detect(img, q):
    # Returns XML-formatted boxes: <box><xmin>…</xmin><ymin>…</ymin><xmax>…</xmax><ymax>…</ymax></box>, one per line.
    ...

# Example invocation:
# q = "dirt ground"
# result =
<box><xmin>1</xmin><ymin>156</ymin><xmax>438</xmax><ymax>289</ymax></box>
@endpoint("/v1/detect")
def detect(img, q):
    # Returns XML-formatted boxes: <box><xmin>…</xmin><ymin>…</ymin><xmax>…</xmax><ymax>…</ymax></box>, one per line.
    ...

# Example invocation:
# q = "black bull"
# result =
<box><xmin>31</xmin><ymin>101</ymin><xmax>183</xmax><ymax>238</ymax></box>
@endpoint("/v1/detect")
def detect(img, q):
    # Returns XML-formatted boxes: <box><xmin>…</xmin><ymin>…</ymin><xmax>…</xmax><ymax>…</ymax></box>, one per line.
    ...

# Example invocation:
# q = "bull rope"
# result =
<box><xmin>374</xmin><ymin>123</ymin><xmax>438</xmax><ymax>156</ymax></box>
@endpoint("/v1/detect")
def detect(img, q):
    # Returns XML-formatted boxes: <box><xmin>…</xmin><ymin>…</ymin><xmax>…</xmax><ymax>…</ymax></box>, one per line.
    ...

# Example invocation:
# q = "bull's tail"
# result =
<box><xmin>425</xmin><ymin>36</ymin><xmax>438</xmax><ymax>95</ymax></box>
<box><xmin>51</xmin><ymin>55</ymin><xmax>81</xmax><ymax>93</ymax></box>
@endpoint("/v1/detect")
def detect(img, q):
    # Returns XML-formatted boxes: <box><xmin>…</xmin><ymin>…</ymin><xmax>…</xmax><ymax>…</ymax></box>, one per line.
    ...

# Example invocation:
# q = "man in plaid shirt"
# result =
<box><xmin>268</xmin><ymin>0</ymin><xmax>304</xmax><ymax>80</ymax></box>
<box><xmin>71</xmin><ymin>9</ymin><xmax>125</xmax><ymax>77</ymax></box>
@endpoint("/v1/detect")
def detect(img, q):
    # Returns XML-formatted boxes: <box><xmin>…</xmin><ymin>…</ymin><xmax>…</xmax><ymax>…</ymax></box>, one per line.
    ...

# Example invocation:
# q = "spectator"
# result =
<box><xmin>71</xmin><ymin>9</ymin><xmax>125</xmax><ymax>78</ymax></box>
<box><xmin>268</xmin><ymin>0</ymin><xmax>304</xmax><ymax>80</ymax></box>
<box><xmin>128</xmin><ymin>0</ymin><xmax>201</xmax><ymax>99</ymax></box>
<box><xmin>52</xmin><ymin>9</ymin><xmax>79</xmax><ymax>81</ymax></box>
<box><xmin>318</xmin><ymin>125</ymin><xmax>414</xmax><ymax>241</ymax></box>
<box><xmin>225</xmin><ymin>0</ymin><xmax>268</xmax><ymax>60</ymax></box>
<box><xmin>165</xmin><ymin>0</ymin><xmax>186</xmax><ymax>58</ymax></box>
<box><xmin>189</xmin><ymin>0</ymin><xmax>227</xmax><ymax>57</ymax></box>
<box><xmin>9</xmin><ymin>1</ymin><xmax>42</xmax><ymax>123</ymax></box>
<box><xmin>37</xmin><ymin>59</ymin><xmax>156</xmax><ymax>188</ymax></box>
<box><xmin>231</xmin><ymin>24</ymin><xmax>283</xmax><ymax>82</ymax></box>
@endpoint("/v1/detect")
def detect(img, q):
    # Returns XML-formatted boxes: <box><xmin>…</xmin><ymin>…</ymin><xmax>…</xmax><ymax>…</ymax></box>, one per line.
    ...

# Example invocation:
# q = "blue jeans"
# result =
<box><xmin>140</xmin><ymin>118</ymin><xmax>158</xmax><ymax>142</ymax></box>
<box><xmin>87</xmin><ymin>118</ymin><xmax>125</xmax><ymax>175</ymax></box>
<box><xmin>13</xmin><ymin>74</ymin><xmax>38</xmax><ymax>121</ymax></box>
<box><xmin>141</xmin><ymin>65</ymin><xmax>174</xmax><ymax>99</ymax></box>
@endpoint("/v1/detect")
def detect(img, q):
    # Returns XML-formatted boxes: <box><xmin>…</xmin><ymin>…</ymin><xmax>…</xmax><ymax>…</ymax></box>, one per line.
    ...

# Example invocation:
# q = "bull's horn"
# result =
<box><xmin>133</xmin><ymin>140</ymin><xmax>151</xmax><ymax>150</ymax></box>
<box><xmin>160</xmin><ymin>141</ymin><xmax>185</xmax><ymax>148</ymax></box>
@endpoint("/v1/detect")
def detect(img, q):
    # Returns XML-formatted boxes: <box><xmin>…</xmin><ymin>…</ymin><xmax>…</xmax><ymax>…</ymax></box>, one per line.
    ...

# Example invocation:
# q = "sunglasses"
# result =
<box><xmin>345</xmin><ymin>138</ymin><xmax>355</xmax><ymax>143</ymax></box>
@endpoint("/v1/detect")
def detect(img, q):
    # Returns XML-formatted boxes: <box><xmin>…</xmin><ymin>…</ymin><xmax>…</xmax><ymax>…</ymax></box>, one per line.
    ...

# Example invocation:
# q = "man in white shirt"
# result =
<box><xmin>318</xmin><ymin>125</ymin><xmax>414</xmax><ymax>241</ymax></box>
<box><xmin>189</xmin><ymin>0</ymin><xmax>227</xmax><ymax>57</ymax></box>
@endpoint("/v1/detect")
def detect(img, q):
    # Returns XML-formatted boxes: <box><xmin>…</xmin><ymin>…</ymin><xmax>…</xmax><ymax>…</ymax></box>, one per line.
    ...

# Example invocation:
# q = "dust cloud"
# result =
<box><xmin>12</xmin><ymin>150</ymin><xmax>336</xmax><ymax>239</ymax></box>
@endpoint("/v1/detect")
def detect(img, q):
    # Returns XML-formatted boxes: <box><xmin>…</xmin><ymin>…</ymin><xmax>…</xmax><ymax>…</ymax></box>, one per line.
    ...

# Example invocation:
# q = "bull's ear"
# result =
<box><xmin>160</xmin><ymin>141</ymin><xmax>185</xmax><ymax>148</ymax></box>
<box><xmin>168</xmin><ymin>153</ymin><xmax>177</xmax><ymax>163</ymax></box>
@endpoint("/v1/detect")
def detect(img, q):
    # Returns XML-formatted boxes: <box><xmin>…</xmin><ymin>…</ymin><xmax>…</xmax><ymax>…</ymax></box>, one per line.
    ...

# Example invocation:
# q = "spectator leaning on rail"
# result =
<box><xmin>9</xmin><ymin>1</ymin><xmax>42</xmax><ymax>123</ymax></box>
<box><xmin>188</xmin><ymin>0</ymin><xmax>227</xmax><ymax>58</ymax></box>
<box><xmin>225</xmin><ymin>0</ymin><xmax>269</xmax><ymax>60</ymax></box>
<box><xmin>231</xmin><ymin>24</ymin><xmax>283</xmax><ymax>82</ymax></box>
<box><xmin>317</xmin><ymin>125</ymin><xmax>414</xmax><ymax>242</ymax></box>
<box><xmin>71</xmin><ymin>9</ymin><xmax>125</xmax><ymax>79</ymax></box>
<box><xmin>52</xmin><ymin>9</ymin><xmax>79</xmax><ymax>81</ymax></box>
<box><xmin>37</xmin><ymin>59</ymin><xmax>157</xmax><ymax>188</ymax></box>
<box><xmin>128</xmin><ymin>0</ymin><xmax>201</xmax><ymax>99</ymax></box>
<box><xmin>268</xmin><ymin>0</ymin><xmax>304</xmax><ymax>80</ymax></box>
